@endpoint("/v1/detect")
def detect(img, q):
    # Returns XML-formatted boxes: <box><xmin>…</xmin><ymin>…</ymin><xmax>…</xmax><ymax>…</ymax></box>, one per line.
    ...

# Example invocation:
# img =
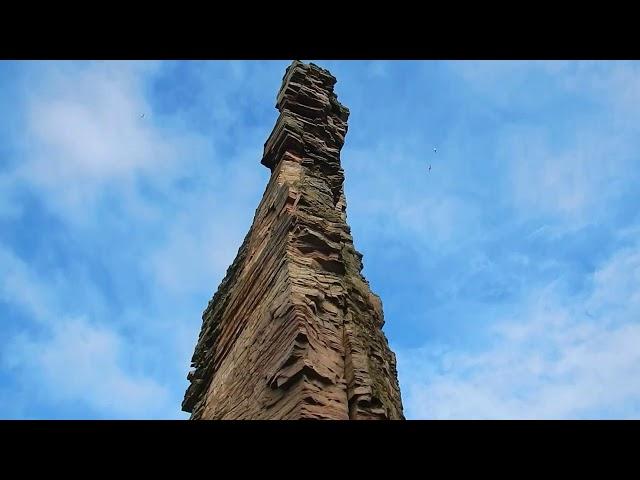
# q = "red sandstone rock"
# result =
<box><xmin>182</xmin><ymin>60</ymin><xmax>404</xmax><ymax>420</ymax></box>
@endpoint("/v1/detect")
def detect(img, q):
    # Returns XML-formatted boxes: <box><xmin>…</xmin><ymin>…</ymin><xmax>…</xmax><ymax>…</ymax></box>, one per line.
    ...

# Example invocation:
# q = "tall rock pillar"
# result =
<box><xmin>182</xmin><ymin>60</ymin><xmax>404</xmax><ymax>420</ymax></box>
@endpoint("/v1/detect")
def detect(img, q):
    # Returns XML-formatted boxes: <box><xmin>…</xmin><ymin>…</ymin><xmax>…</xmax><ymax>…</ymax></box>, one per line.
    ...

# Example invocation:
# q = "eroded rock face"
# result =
<box><xmin>182</xmin><ymin>60</ymin><xmax>404</xmax><ymax>420</ymax></box>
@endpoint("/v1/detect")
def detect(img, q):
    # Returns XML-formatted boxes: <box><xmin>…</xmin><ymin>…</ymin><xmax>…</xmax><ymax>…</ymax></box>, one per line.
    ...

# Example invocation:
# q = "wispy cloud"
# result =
<box><xmin>398</xmin><ymin>234</ymin><xmax>640</xmax><ymax>419</ymax></box>
<box><xmin>1</xmin><ymin>60</ymin><xmax>639</xmax><ymax>419</ymax></box>
<box><xmin>0</xmin><ymin>244</ymin><xmax>175</xmax><ymax>418</ymax></box>
<box><xmin>10</xmin><ymin>61</ymin><xmax>209</xmax><ymax>226</ymax></box>
<box><xmin>0</xmin><ymin>60</ymin><xmax>285</xmax><ymax>419</ymax></box>
<box><xmin>5</xmin><ymin>317</ymin><xmax>175</xmax><ymax>419</ymax></box>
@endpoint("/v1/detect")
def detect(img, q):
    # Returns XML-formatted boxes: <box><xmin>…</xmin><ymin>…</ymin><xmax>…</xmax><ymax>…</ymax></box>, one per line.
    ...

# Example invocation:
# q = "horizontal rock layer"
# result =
<box><xmin>183</xmin><ymin>60</ymin><xmax>404</xmax><ymax>420</ymax></box>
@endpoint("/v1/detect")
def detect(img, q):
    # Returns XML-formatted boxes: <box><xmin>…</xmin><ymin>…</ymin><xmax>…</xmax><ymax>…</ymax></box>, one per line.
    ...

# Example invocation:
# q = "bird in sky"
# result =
<box><xmin>140</xmin><ymin>113</ymin><xmax>145</xmax><ymax>118</ymax></box>
<box><xmin>429</xmin><ymin>147</ymin><xmax>436</xmax><ymax>172</ymax></box>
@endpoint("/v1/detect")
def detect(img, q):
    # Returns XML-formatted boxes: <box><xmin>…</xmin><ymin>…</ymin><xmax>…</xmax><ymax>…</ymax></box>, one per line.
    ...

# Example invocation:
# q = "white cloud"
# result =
<box><xmin>4</xmin><ymin>317</ymin><xmax>175</xmax><ymax>419</ymax></box>
<box><xmin>398</xmin><ymin>237</ymin><xmax>640</xmax><ymax>419</ymax></box>
<box><xmin>147</xmin><ymin>212</ymin><xmax>242</xmax><ymax>295</ymax></box>
<box><xmin>142</xmin><ymin>139</ymin><xmax>268</xmax><ymax>295</ymax></box>
<box><xmin>447</xmin><ymin>60</ymin><xmax>640</xmax><ymax>115</ymax></box>
<box><xmin>448</xmin><ymin>61</ymin><xmax>640</xmax><ymax>226</ymax></box>
<box><xmin>587</xmin><ymin>245</ymin><xmax>640</xmax><ymax>320</ymax></box>
<box><xmin>0</xmin><ymin>61</ymin><xmax>277</xmax><ymax>418</ymax></box>
<box><xmin>25</xmin><ymin>61</ymin><xmax>162</xmax><ymax>177</ymax></box>
<box><xmin>503</xmin><ymin>127</ymin><xmax>586</xmax><ymax>216</ymax></box>
<box><xmin>343</xmin><ymin>141</ymin><xmax>483</xmax><ymax>254</ymax></box>
<box><xmin>0</xmin><ymin>243</ymin><xmax>177</xmax><ymax>418</ymax></box>
<box><xmin>0</xmin><ymin>246</ymin><xmax>53</xmax><ymax>323</ymax></box>
<box><xmin>10</xmin><ymin>61</ymin><xmax>207</xmax><ymax>226</ymax></box>
<box><xmin>4</xmin><ymin>60</ymin><xmax>640</xmax><ymax>420</ymax></box>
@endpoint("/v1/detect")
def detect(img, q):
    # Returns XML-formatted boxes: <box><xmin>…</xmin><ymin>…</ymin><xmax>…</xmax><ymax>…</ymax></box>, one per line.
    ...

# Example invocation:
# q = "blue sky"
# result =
<box><xmin>1</xmin><ymin>60</ymin><xmax>639</xmax><ymax>419</ymax></box>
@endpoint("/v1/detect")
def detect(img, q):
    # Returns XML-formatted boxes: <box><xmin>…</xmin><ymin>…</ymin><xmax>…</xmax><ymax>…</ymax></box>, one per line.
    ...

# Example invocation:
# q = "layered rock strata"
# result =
<box><xmin>182</xmin><ymin>60</ymin><xmax>404</xmax><ymax>420</ymax></box>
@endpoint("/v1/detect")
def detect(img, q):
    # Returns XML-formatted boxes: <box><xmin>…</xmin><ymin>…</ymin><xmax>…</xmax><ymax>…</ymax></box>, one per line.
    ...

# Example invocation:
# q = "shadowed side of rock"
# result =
<box><xmin>183</xmin><ymin>60</ymin><xmax>404</xmax><ymax>420</ymax></box>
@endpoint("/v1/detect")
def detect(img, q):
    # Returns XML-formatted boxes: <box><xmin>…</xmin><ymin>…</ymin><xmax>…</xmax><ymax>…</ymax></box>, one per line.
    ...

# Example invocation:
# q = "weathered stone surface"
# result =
<box><xmin>182</xmin><ymin>60</ymin><xmax>404</xmax><ymax>420</ymax></box>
